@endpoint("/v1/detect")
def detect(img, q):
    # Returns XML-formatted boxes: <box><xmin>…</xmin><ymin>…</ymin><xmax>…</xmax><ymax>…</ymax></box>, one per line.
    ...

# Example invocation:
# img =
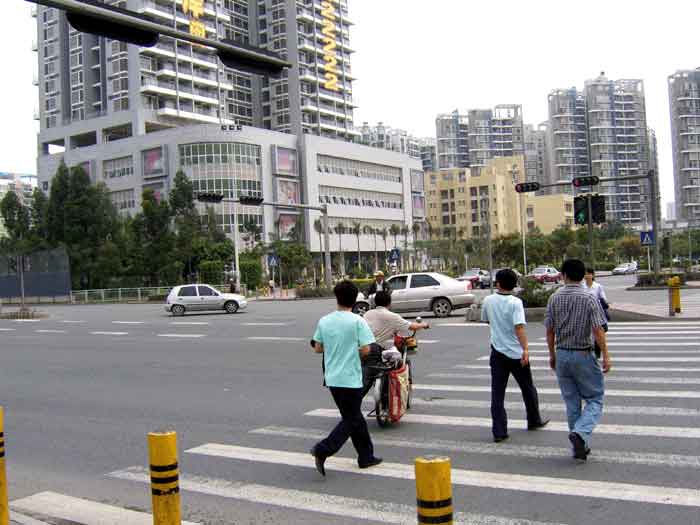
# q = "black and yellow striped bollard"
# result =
<box><xmin>148</xmin><ymin>431</ymin><xmax>181</xmax><ymax>525</ymax></box>
<box><xmin>0</xmin><ymin>406</ymin><xmax>8</xmax><ymax>525</ymax></box>
<box><xmin>415</xmin><ymin>456</ymin><xmax>453</xmax><ymax>525</ymax></box>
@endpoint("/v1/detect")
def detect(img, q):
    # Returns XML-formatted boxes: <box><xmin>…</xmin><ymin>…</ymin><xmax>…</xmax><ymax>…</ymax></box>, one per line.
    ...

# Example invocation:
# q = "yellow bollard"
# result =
<box><xmin>415</xmin><ymin>456</ymin><xmax>453</xmax><ymax>525</ymax></box>
<box><xmin>0</xmin><ymin>407</ymin><xmax>8</xmax><ymax>525</ymax></box>
<box><xmin>148</xmin><ymin>431</ymin><xmax>180</xmax><ymax>525</ymax></box>
<box><xmin>673</xmin><ymin>277</ymin><xmax>682</xmax><ymax>313</ymax></box>
<box><xmin>667</xmin><ymin>278</ymin><xmax>676</xmax><ymax>317</ymax></box>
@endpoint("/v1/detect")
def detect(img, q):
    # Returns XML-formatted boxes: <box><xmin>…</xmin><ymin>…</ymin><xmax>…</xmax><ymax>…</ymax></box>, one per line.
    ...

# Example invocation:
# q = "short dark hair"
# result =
<box><xmin>562</xmin><ymin>259</ymin><xmax>585</xmax><ymax>282</ymax></box>
<box><xmin>334</xmin><ymin>280</ymin><xmax>359</xmax><ymax>308</ymax></box>
<box><xmin>495</xmin><ymin>269</ymin><xmax>518</xmax><ymax>291</ymax></box>
<box><xmin>585</xmin><ymin>267</ymin><xmax>595</xmax><ymax>276</ymax></box>
<box><xmin>374</xmin><ymin>290</ymin><xmax>392</xmax><ymax>307</ymax></box>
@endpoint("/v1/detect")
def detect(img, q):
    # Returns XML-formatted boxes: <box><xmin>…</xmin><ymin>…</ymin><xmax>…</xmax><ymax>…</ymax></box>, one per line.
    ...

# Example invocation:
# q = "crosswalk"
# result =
<box><xmin>9</xmin><ymin>321</ymin><xmax>700</xmax><ymax>524</ymax></box>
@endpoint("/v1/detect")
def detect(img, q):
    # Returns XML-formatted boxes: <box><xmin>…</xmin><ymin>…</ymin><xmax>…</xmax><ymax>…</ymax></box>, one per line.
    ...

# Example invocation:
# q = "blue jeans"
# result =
<box><xmin>555</xmin><ymin>349</ymin><xmax>605</xmax><ymax>448</ymax></box>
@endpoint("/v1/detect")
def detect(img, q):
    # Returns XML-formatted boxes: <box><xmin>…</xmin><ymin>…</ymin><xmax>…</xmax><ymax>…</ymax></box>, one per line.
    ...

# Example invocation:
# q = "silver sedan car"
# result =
<box><xmin>164</xmin><ymin>284</ymin><xmax>248</xmax><ymax>316</ymax></box>
<box><xmin>353</xmin><ymin>272</ymin><xmax>475</xmax><ymax>317</ymax></box>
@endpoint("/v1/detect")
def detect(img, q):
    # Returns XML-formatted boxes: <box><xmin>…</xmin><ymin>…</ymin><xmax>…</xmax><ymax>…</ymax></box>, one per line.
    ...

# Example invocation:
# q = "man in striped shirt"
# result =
<box><xmin>545</xmin><ymin>259</ymin><xmax>612</xmax><ymax>462</ymax></box>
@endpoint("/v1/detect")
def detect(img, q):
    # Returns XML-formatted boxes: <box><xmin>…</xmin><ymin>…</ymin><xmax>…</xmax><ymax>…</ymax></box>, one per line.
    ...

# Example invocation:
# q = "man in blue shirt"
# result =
<box><xmin>310</xmin><ymin>280</ymin><xmax>382</xmax><ymax>476</ymax></box>
<box><xmin>482</xmin><ymin>269</ymin><xmax>549</xmax><ymax>442</ymax></box>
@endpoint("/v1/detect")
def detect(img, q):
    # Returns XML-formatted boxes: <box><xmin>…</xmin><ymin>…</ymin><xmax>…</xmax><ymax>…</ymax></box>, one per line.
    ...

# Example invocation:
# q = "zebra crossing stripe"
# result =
<box><xmin>454</xmin><ymin>364</ymin><xmax>700</xmax><ymax>373</ymax></box>
<box><xmin>529</xmin><ymin>342</ymin><xmax>700</xmax><ymax>348</ymax></box>
<box><xmin>479</xmin><ymin>355</ymin><xmax>700</xmax><ymax>362</ymax></box>
<box><xmin>184</xmin><ymin>444</ymin><xmax>700</xmax><ymax>507</ymax></box>
<box><xmin>109</xmin><ymin>466</ymin><xmax>564</xmax><ymax>525</ymax></box>
<box><xmin>413</xmin><ymin>383</ymin><xmax>700</xmax><ymax>399</ymax></box>
<box><xmin>402</xmin><ymin>397</ymin><xmax>700</xmax><ymax>418</ymax></box>
<box><xmin>528</xmin><ymin>349</ymin><xmax>700</xmax><ymax>354</ymax></box>
<box><xmin>251</xmin><ymin>425</ymin><xmax>700</xmax><ymax>469</ymax></box>
<box><xmin>305</xmin><ymin>409</ymin><xmax>700</xmax><ymax>439</ymax></box>
<box><xmin>10</xmin><ymin>491</ymin><xmax>200</xmax><ymax>525</ymax></box>
<box><xmin>428</xmin><ymin>372</ymin><xmax>700</xmax><ymax>385</ymax></box>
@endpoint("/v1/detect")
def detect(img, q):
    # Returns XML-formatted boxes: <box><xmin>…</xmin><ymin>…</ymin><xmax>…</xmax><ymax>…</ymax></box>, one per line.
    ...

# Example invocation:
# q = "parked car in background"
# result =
<box><xmin>165</xmin><ymin>284</ymin><xmax>247</xmax><ymax>316</ymax></box>
<box><xmin>353</xmin><ymin>272</ymin><xmax>475</xmax><ymax>317</ymax></box>
<box><xmin>528</xmin><ymin>266</ymin><xmax>562</xmax><ymax>283</ymax></box>
<box><xmin>612</xmin><ymin>262</ymin><xmax>638</xmax><ymax>275</ymax></box>
<box><xmin>457</xmin><ymin>269</ymin><xmax>491</xmax><ymax>289</ymax></box>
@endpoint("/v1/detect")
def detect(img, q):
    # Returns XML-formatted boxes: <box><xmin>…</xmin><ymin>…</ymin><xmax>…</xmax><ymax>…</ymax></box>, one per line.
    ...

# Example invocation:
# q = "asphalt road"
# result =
<box><xmin>2</xmin><ymin>299</ymin><xmax>700</xmax><ymax>524</ymax></box>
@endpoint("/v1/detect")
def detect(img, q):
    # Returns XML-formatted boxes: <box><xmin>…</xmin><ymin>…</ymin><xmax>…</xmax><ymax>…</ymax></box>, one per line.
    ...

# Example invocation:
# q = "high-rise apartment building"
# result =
<box><xmin>35</xmin><ymin>0</ymin><xmax>357</xmax><ymax>158</ymax></box>
<box><xmin>467</xmin><ymin>105</ymin><xmax>524</xmax><ymax>174</ymax></box>
<box><xmin>435</xmin><ymin>110</ymin><xmax>469</xmax><ymax>170</ymax></box>
<box><xmin>523</xmin><ymin>123</ymin><xmax>550</xmax><ymax>187</ymax></box>
<box><xmin>420</xmin><ymin>138</ymin><xmax>437</xmax><ymax>172</ymax></box>
<box><xmin>547</xmin><ymin>88</ymin><xmax>589</xmax><ymax>184</ymax></box>
<box><xmin>583</xmin><ymin>74</ymin><xmax>650</xmax><ymax>226</ymax></box>
<box><xmin>359</xmin><ymin>122</ymin><xmax>421</xmax><ymax>159</ymax></box>
<box><xmin>668</xmin><ymin>68</ymin><xmax>700</xmax><ymax>226</ymax></box>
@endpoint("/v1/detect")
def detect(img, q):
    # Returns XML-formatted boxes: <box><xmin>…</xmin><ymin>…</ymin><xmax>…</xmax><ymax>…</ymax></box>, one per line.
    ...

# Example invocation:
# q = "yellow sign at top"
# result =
<box><xmin>320</xmin><ymin>1</ymin><xmax>340</xmax><ymax>91</ymax></box>
<box><xmin>183</xmin><ymin>0</ymin><xmax>205</xmax><ymax>19</ymax></box>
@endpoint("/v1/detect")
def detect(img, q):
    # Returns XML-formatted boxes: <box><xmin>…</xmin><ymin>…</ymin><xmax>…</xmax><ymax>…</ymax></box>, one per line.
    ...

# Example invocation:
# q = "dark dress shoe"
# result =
<box><xmin>310</xmin><ymin>446</ymin><xmax>326</xmax><ymax>476</ymax></box>
<box><xmin>493</xmin><ymin>435</ymin><xmax>509</xmax><ymax>443</ymax></box>
<box><xmin>358</xmin><ymin>457</ymin><xmax>383</xmax><ymax>469</ymax></box>
<box><xmin>528</xmin><ymin>419</ymin><xmax>550</xmax><ymax>431</ymax></box>
<box><xmin>569</xmin><ymin>432</ymin><xmax>587</xmax><ymax>462</ymax></box>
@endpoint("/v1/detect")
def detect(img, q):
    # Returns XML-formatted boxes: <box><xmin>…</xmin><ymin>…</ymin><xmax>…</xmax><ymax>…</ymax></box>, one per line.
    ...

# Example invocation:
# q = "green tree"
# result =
<box><xmin>617</xmin><ymin>235</ymin><xmax>642</xmax><ymax>261</ymax></box>
<box><xmin>29</xmin><ymin>188</ymin><xmax>49</xmax><ymax>249</ymax></box>
<box><xmin>0</xmin><ymin>190</ymin><xmax>30</xmax><ymax>242</ymax></box>
<box><xmin>130</xmin><ymin>188</ymin><xmax>175</xmax><ymax>286</ymax></box>
<box><xmin>412</xmin><ymin>222</ymin><xmax>421</xmax><ymax>270</ymax></box>
<box><xmin>379</xmin><ymin>228</ymin><xmax>388</xmax><ymax>263</ymax></box>
<box><xmin>272</xmin><ymin>240</ymin><xmax>312</xmax><ymax>287</ymax></box>
<box><xmin>548</xmin><ymin>225</ymin><xmax>577</xmax><ymax>265</ymax></box>
<box><xmin>169</xmin><ymin>170</ymin><xmax>195</xmax><ymax>217</ymax></box>
<box><xmin>351</xmin><ymin>221</ymin><xmax>362</xmax><ymax>273</ymax></box>
<box><xmin>335</xmin><ymin>222</ymin><xmax>345</xmax><ymax>275</ymax></box>
<box><xmin>364</xmin><ymin>225</ymin><xmax>377</xmax><ymax>271</ymax></box>
<box><xmin>170</xmin><ymin>169</ymin><xmax>200</xmax><ymax>281</ymax></box>
<box><xmin>46</xmin><ymin>162</ymin><xmax>70</xmax><ymax>245</ymax></box>
<box><xmin>242</xmin><ymin>217</ymin><xmax>262</xmax><ymax>248</ymax></box>
<box><xmin>389</xmin><ymin>223</ymin><xmax>401</xmax><ymax>249</ymax></box>
<box><xmin>239</xmin><ymin>251</ymin><xmax>263</xmax><ymax>290</ymax></box>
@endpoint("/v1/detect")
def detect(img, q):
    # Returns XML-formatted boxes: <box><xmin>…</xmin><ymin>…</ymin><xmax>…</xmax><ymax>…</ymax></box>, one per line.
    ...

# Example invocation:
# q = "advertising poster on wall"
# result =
<box><xmin>276</xmin><ymin>179</ymin><xmax>300</xmax><ymax>206</ymax></box>
<box><xmin>412</xmin><ymin>194</ymin><xmax>425</xmax><ymax>217</ymax></box>
<box><xmin>143</xmin><ymin>147</ymin><xmax>165</xmax><ymax>178</ymax></box>
<box><xmin>272</xmin><ymin>146</ymin><xmax>298</xmax><ymax>177</ymax></box>
<box><xmin>277</xmin><ymin>213</ymin><xmax>299</xmax><ymax>241</ymax></box>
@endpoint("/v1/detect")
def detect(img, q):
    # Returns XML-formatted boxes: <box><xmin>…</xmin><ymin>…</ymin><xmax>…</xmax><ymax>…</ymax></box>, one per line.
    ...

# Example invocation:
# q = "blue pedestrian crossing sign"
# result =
<box><xmin>389</xmin><ymin>248</ymin><xmax>401</xmax><ymax>262</ymax></box>
<box><xmin>640</xmin><ymin>231</ymin><xmax>655</xmax><ymax>246</ymax></box>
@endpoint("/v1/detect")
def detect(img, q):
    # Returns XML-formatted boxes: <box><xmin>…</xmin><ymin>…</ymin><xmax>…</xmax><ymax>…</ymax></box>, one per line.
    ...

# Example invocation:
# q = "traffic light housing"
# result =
<box><xmin>591</xmin><ymin>195</ymin><xmax>606</xmax><ymax>224</ymax></box>
<box><xmin>515</xmin><ymin>182</ymin><xmax>541</xmax><ymax>193</ymax></box>
<box><xmin>238</xmin><ymin>195</ymin><xmax>264</xmax><ymax>206</ymax></box>
<box><xmin>572</xmin><ymin>176</ymin><xmax>600</xmax><ymax>188</ymax></box>
<box><xmin>662</xmin><ymin>234</ymin><xmax>671</xmax><ymax>254</ymax></box>
<box><xmin>574</xmin><ymin>196</ymin><xmax>588</xmax><ymax>225</ymax></box>
<box><xmin>197</xmin><ymin>193</ymin><xmax>224</xmax><ymax>203</ymax></box>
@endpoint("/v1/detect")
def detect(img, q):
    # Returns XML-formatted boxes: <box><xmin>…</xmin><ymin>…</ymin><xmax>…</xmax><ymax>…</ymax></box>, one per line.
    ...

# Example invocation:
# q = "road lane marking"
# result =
<box><xmin>0</xmin><ymin>328</ymin><xmax>16</xmax><ymax>332</ymax></box>
<box><xmin>414</xmin><ymin>383</ymin><xmax>700</xmax><ymax>399</ymax></box>
<box><xmin>185</xmin><ymin>444</ymin><xmax>700</xmax><ymax>508</ymax></box>
<box><xmin>242</xmin><ymin>322</ymin><xmax>291</xmax><ymax>326</ymax></box>
<box><xmin>89</xmin><ymin>331</ymin><xmax>128</xmax><ymax>336</ymax></box>
<box><xmin>13</xmin><ymin>319</ymin><xmax>41</xmax><ymax>322</ymax></box>
<box><xmin>170</xmin><ymin>321</ymin><xmax>210</xmax><ymax>325</ymax></box>
<box><xmin>530</xmin><ymin>342</ymin><xmax>700</xmax><ymax>347</ymax></box>
<box><xmin>605</xmin><ymin>331</ymin><xmax>700</xmax><ymax>335</ymax></box>
<box><xmin>529</xmin><ymin>349</ymin><xmax>700</xmax><ymax>354</ymax></box>
<box><xmin>608</xmin><ymin>322</ymin><xmax>700</xmax><ymax>327</ymax></box>
<box><xmin>8</xmin><ymin>510</ymin><xmax>52</xmax><ymax>525</ymax></box>
<box><xmin>112</xmin><ymin>321</ymin><xmax>144</xmax><ymax>325</ymax></box>
<box><xmin>157</xmin><ymin>333</ymin><xmax>206</xmax><ymax>338</ymax></box>
<box><xmin>435</xmin><ymin>323</ymin><xmax>488</xmax><ymax>327</ymax></box>
<box><xmin>109</xmin><ymin>466</ymin><xmax>563</xmax><ymax>525</ymax></box>
<box><xmin>481</xmin><ymin>355</ymin><xmax>700</xmax><ymax>362</ymax></box>
<box><xmin>61</xmin><ymin>320</ymin><xmax>85</xmax><ymax>323</ymax></box>
<box><xmin>401</xmin><ymin>397</ymin><xmax>700</xmax><ymax>418</ymax></box>
<box><xmin>418</xmin><ymin>339</ymin><xmax>440</xmax><ymax>344</ymax></box>
<box><xmin>455</xmin><ymin>364</ymin><xmax>700</xmax><ymax>373</ymax></box>
<box><xmin>252</xmin><ymin>425</ymin><xmax>700</xmax><ymax>468</ymax></box>
<box><xmin>35</xmin><ymin>329</ymin><xmax>66</xmax><ymax>334</ymax></box>
<box><xmin>10</xmin><ymin>491</ymin><xmax>199</xmax><ymax>525</ymax></box>
<box><xmin>247</xmin><ymin>336</ymin><xmax>306</xmax><ymax>341</ymax></box>
<box><xmin>429</xmin><ymin>372</ymin><xmax>700</xmax><ymax>385</ymax></box>
<box><xmin>306</xmin><ymin>408</ymin><xmax>700</xmax><ymax>439</ymax></box>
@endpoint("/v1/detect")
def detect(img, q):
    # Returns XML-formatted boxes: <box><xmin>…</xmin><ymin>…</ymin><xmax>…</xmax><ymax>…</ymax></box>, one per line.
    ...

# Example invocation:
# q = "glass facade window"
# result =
<box><xmin>317</xmin><ymin>155</ymin><xmax>402</xmax><ymax>184</ymax></box>
<box><xmin>110</xmin><ymin>189</ymin><xmax>136</xmax><ymax>210</ymax></box>
<box><xmin>103</xmin><ymin>156</ymin><xmax>133</xmax><ymax>179</ymax></box>
<box><xmin>179</xmin><ymin>142</ymin><xmax>263</xmax><ymax>234</ymax></box>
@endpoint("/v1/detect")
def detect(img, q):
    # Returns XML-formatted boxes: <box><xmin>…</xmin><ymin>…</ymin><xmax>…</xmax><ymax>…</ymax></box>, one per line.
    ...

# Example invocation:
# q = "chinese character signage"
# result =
<box><xmin>320</xmin><ymin>1</ymin><xmax>339</xmax><ymax>91</ymax></box>
<box><xmin>183</xmin><ymin>0</ymin><xmax>206</xmax><ymax>38</ymax></box>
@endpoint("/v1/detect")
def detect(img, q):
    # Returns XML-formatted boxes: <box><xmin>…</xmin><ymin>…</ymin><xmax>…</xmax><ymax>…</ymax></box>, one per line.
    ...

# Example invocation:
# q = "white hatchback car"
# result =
<box><xmin>165</xmin><ymin>284</ymin><xmax>247</xmax><ymax>316</ymax></box>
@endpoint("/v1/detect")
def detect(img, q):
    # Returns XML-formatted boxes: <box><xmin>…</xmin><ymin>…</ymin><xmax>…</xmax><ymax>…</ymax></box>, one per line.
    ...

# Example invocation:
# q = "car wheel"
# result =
<box><xmin>171</xmin><ymin>304</ymin><xmax>185</xmax><ymax>316</ymax></box>
<box><xmin>352</xmin><ymin>302</ymin><xmax>369</xmax><ymax>316</ymax></box>
<box><xmin>432</xmin><ymin>298</ymin><xmax>452</xmax><ymax>318</ymax></box>
<box><xmin>224</xmin><ymin>301</ymin><xmax>239</xmax><ymax>314</ymax></box>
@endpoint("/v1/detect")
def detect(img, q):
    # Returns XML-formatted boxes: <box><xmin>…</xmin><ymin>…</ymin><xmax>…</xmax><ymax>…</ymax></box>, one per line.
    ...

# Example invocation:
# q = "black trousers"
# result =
<box><xmin>314</xmin><ymin>386</ymin><xmax>374</xmax><ymax>465</ymax></box>
<box><xmin>490</xmin><ymin>348</ymin><xmax>543</xmax><ymax>438</ymax></box>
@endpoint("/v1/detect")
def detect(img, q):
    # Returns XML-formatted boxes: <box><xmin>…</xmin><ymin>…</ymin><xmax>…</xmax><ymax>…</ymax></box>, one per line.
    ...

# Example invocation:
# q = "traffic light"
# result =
<box><xmin>65</xmin><ymin>0</ymin><xmax>159</xmax><ymax>47</ymax></box>
<box><xmin>574</xmin><ymin>196</ymin><xmax>588</xmax><ymax>225</ymax></box>
<box><xmin>238</xmin><ymin>195</ymin><xmax>265</xmax><ymax>206</ymax></box>
<box><xmin>197</xmin><ymin>193</ymin><xmax>224</xmax><ymax>203</ymax></box>
<box><xmin>514</xmin><ymin>182</ymin><xmax>541</xmax><ymax>193</ymax></box>
<box><xmin>572</xmin><ymin>176</ymin><xmax>600</xmax><ymax>188</ymax></box>
<box><xmin>591</xmin><ymin>195</ymin><xmax>606</xmax><ymax>224</ymax></box>
<box><xmin>662</xmin><ymin>234</ymin><xmax>671</xmax><ymax>254</ymax></box>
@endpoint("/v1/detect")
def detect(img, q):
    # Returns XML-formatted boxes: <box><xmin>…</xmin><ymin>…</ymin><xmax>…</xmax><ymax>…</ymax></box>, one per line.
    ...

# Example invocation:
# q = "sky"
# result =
<box><xmin>3</xmin><ymin>1</ymin><xmax>698</xmax><ymax>216</ymax></box>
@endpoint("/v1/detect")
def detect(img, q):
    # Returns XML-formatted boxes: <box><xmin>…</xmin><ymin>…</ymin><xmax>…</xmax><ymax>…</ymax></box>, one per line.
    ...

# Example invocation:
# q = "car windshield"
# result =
<box><xmin>533</xmin><ymin>268</ymin><xmax>547</xmax><ymax>274</ymax></box>
<box><xmin>462</xmin><ymin>271</ymin><xmax>478</xmax><ymax>277</ymax></box>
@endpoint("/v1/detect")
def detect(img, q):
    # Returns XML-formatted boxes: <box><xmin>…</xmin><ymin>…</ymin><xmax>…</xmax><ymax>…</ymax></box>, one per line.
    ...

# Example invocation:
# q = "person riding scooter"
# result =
<box><xmin>364</xmin><ymin>291</ymin><xmax>430</xmax><ymax>350</ymax></box>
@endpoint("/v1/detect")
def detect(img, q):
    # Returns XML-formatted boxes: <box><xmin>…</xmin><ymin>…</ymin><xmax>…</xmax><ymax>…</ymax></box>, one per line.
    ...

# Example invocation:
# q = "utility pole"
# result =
<box><xmin>232</xmin><ymin>200</ymin><xmax>241</xmax><ymax>293</ymax></box>
<box><xmin>587</xmin><ymin>194</ymin><xmax>594</xmax><ymax>268</ymax></box>
<box><xmin>649</xmin><ymin>170</ymin><xmax>661</xmax><ymax>274</ymax></box>
<box><xmin>322</xmin><ymin>205</ymin><xmax>332</xmax><ymax>287</ymax></box>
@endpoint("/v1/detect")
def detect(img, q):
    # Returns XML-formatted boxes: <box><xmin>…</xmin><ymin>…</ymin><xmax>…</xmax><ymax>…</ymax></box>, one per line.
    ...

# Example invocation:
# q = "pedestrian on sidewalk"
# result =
<box><xmin>481</xmin><ymin>269</ymin><xmax>549</xmax><ymax>443</ymax></box>
<box><xmin>545</xmin><ymin>259</ymin><xmax>612</xmax><ymax>462</ymax></box>
<box><xmin>310</xmin><ymin>280</ymin><xmax>382</xmax><ymax>476</ymax></box>
<box><xmin>269</xmin><ymin>278</ymin><xmax>275</xmax><ymax>297</ymax></box>
<box><xmin>583</xmin><ymin>268</ymin><xmax>610</xmax><ymax>359</ymax></box>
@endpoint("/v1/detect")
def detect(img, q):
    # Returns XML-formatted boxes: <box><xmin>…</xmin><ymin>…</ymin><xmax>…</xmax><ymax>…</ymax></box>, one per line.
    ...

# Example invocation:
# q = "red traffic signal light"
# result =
<box><xmin>197</xmin><ymin>193</ymin><xmax>224</xmax><ymax>203</ymax></box>
<box><xmin>572</xmin><ymin>176</ymin><xmax>600</xmax><ymax>188</ymax></box>
<box><xmin>239</xmin><ymin>195</ymin><xmax>265</xmax><ymax>206</ymax></box>
<box><xmin>515</xmin><ymin>182</ymin><xmax>541</xmax><ymax>193</ymax></box>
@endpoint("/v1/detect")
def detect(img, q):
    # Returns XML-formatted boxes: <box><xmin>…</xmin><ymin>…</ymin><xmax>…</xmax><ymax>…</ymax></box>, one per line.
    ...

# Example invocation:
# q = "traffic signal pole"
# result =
<box><xmin>587</xmin><ymin>194</ymin><xmax>594</xmax><ymax>267</ymax></box>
